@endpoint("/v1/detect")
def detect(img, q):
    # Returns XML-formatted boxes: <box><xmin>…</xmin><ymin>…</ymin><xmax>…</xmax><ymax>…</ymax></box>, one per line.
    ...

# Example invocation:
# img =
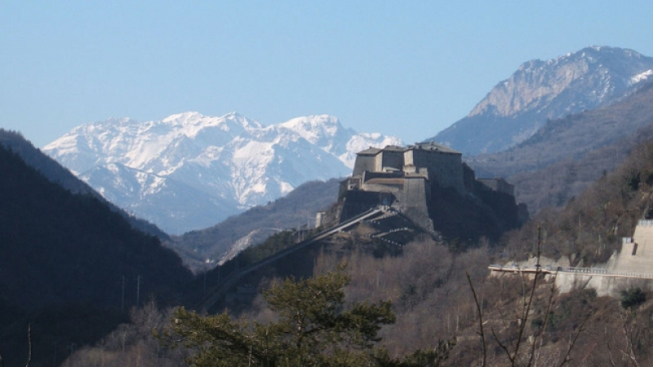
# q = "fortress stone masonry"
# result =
<box><xmin>338</xmin><ymin>142</ymin><xmax>518</xmax><ymax>232</ymax></box>
<box><xmin>492</xmin><ymin>220</ymin><xmax>653</xmax><ymax>297</ymax></box>
<box><xmin>561</xmin><ymin>219</ymin><xmax>653</xmax><ymax>295</ymax></box>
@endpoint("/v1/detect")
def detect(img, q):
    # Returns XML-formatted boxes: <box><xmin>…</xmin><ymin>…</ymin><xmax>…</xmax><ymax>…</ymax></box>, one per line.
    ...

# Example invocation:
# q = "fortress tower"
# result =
<box><xmin>339</xmin><ymin>142</ymin><xmax>518</xmax><ymax>233</ymax></box>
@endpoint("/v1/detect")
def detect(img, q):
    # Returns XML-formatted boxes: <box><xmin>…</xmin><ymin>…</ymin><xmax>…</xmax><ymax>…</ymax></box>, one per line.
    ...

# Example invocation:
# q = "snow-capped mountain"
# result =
<box><xmin>430</xmin><ymin>46</ymin><xmax>653</xmax><ymax>155</ymax></box>
<box><xmin>44</xmin><ymin>112</ymin><xmax>400</xmax><ymax>234</ymax></box>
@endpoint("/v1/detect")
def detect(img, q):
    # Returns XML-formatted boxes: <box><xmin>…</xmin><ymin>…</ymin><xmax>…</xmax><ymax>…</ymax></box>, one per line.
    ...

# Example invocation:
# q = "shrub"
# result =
<box><xmin>620</xmin><ymin>287</ymin><xmax>646</xmax><ymax>309</ymax></box>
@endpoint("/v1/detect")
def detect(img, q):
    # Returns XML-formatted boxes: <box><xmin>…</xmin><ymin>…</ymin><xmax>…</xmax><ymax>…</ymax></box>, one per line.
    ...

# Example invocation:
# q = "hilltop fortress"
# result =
<box><xmin>338</xmin><ymin>142</ymin><xmax>523</xmax><ymax>238</ymax></box>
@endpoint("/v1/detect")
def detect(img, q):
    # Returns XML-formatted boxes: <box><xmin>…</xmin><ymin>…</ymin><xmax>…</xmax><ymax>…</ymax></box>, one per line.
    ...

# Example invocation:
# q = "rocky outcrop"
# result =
<box><xmin>430</xmin><ymin>46</ymin><xmax>653</xmax><ymax>155</ymax></box>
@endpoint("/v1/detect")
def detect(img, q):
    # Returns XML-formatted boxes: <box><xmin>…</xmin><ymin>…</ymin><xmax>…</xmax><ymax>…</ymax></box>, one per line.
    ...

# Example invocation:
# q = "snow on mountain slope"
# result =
<box><xmin>430</xmin><ymin>46</ymin><xmax>653</xmax><ymax>155</ymax></box>
<box><xmin>44</xmin><ymin>112</ymin><xmax>400</xmax><ymax>234</ymax></box>
<box><xmin>277</xmin><ymin>114</ymin><xmax>400</xmax><ymax>168</ymax></box>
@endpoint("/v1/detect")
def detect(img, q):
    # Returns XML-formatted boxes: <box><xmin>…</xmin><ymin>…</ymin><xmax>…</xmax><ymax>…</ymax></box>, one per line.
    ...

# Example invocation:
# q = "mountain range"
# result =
<box><xmin>430</xmin><ymin>46</ymin><xmax>653</xmax><ymax>155</ymax></box>
<box><xmin>40</xmin><ymin>45</ymin><xmax>653</xmax><ymax>260</ymax></box>
<box><xmin>44</xmin><ymin>113</ymin><xmax>400</xmax><ymax>234</ymax></box>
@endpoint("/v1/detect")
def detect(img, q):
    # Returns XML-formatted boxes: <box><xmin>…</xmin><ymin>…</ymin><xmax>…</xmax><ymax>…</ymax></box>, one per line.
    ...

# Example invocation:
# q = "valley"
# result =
<box><xmin>5</xmin><ymin>45</ymin><xmax>653</xmax><ymax>366</ymax></box>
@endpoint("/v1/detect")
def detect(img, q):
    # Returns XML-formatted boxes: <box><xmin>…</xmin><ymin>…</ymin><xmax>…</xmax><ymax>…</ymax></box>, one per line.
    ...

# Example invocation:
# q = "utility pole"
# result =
<box><xmin>136</xmin><ymin>275</ymin><xmax>141</xmax><ymax>307</ymax></box>
<box><xmin>52</xmin><ymin>341</ymin><xmax>58</xmax><ymax>367</ymax></box>
<box><xmin>121</xmin><ymin>276</ymin><xmax>125</xmax><ymax>312</ymax></box>
<box><xmin>203</xmin><ymin>272</ymin><xmax>207</xmax><ymax>296</ymax></box>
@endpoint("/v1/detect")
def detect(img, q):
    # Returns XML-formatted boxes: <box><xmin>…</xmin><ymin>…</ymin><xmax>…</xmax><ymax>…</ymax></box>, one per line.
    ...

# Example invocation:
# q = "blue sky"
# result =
<box><xmin>2</xmin><ymin>1</ymin><xmax>652</xmax><ymax>147</ymax></box>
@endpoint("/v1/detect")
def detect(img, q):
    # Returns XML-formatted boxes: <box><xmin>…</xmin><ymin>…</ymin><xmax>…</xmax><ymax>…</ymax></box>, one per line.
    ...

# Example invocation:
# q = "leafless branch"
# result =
<box><xmin>605</xmin><ymin>339</ymin><xmax>618</xmax><ymax>367</ymax></box>
<box><xmin>491</xmin><ymin>327</ymin><xmax>515</xmax><ymax>365</ymax></box>
<box><xmin>557</xmin><ymin>312</ymin><xmax>590</xmax><ymax>367</ymax></box>
<box><xmin>506</xmin><ymin>227</ymin><xmax>543</xmax><ymax>366</ymax></box>
<box><xmin>620</xmin><ymin>312</ymin><xmax>642</xmax><ymax>367</ymax></box>
<box><xmin>466</xmin><ymin>271</ymin><xmax>487</xmax><ymax>367</ymax></box>
<box><xmin>527</xmin><ymin>272</ymin><xmax>557</xmax><ymax>366</ymax></box>
<box><xmin>25</xmin><ymin>323</ymin><xmax>31</xmax><ymax>367</ymax></box>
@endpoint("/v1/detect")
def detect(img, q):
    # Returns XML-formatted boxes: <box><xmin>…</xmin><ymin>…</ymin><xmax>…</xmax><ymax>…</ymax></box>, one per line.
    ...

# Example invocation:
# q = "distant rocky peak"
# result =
<box><xmin>430</xmin><ymin>46</ymin><xmax>653</xmax><ymax>156</ymax></box>
<box><xmin>469</xmin><ymin>46</ymin><xmax>653</xmax><ymax>119</ymax></box>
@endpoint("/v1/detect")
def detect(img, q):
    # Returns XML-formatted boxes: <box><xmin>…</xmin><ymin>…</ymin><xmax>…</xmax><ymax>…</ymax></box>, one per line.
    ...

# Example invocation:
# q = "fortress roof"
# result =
<box><xmin>358</xmin><ymin>147</ymin><xmax>382</xmax><ymax>155</ymax></box>
<box><xmin>382</xmin><ymin>145</ymin><xmax>406</xmax><ymax>152</ymax></box>
<box><xmin>410</xmin><ymin>141</ymin><xmax>461</xmax><ymax>154</ymax></box>
<box><xmin>357</xmin><ymin>142</ymin><xmax>461</xmax><ymax>157</ymax></box>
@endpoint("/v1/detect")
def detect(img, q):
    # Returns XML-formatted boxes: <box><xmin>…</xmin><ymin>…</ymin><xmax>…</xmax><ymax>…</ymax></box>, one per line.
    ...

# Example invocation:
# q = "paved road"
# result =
<box><xmin>489</xmin><ymin>264</ymin><xmax>653</xmax><ymax>280</ymax></box>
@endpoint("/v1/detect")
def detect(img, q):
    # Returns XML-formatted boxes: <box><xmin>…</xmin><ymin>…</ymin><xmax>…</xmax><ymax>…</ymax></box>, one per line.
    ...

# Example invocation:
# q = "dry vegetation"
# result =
<box><xmin>468</xmin><ymin>81</ymin><xmax>653</xmax><ymax>215</ymax></box>
<box><xmin>58</xmin><ymin>140</ymin><xmax>653</xmax><ymax>366</ymax></box>
<box><xmin>60</xmin><ymin>236</ymin><xmax>653</xmax><ymax>366</ymax></box>
<box><xmin>504</xmin><ymin>140</ymin><xmax>653</xmax><ymax>266</ymax></box>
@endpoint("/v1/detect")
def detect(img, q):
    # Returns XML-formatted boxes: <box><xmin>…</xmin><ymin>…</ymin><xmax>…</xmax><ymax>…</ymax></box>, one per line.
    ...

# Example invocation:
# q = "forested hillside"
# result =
<box><xmin>0</xmin><ymin>129</ymin><xmax>169</xmax><ymax>239</ymax></box>
<box><xmin>61</xmin><ymin>136</ymin><xmax>653</xmax><ymax>366</ymax></box>
<box><xmin>0</xmin><ymin>144</ymin><xmax>193</xmax><ymax>366</ymax></box>
<box><xmin>468</xmin><ymin>81</ymin><xmax>653</xmax><ymax>214</ymax></box>
<box><xmin>504</xmin><ymin>138</ymin><xmax>653</xmax><ymax>266</ymax></box>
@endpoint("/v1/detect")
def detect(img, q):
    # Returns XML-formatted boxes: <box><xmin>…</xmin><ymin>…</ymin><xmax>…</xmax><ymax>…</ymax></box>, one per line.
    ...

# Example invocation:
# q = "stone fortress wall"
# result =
<box><xmin>340</xmin><ymin>142</ymin><xmax>515</xmax><ymax>231</ymax></box>
<box><xmin>509</xmin><ymin>220</ymin><xmax>653</xmax><ymax>297</ymax></box>
<box><xmin>478</xmin><ymin>178</ymin><xmax>515</xmax><ymax>196</ymax></box>
<box><xmin>614</xmin><ymin>220</ymin><xmax>653</xmax><ymax>274</ymax></box>
<box><xmin>348</xmin><ymin>142</ymin><xmax>466</xmax><ymax>194</ymax></box>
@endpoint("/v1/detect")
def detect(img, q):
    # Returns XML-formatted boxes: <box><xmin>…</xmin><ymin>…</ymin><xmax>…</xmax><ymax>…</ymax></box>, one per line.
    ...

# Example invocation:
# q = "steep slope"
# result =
<box><xmin>44</xmin><ymin>113</ymin><xmax>400</xmax><ymax>233</ymax></box>
<box><xmin>503</xmin><ymin>137</ymin><xmax>653</xmax><ymax>267</ymax></box>
<box><xmin>0</xmin><ymin>144</ymin><xmax>193</xmax><ymax>366</ymax></box>
<box><xmin>0</xmin><ymin>129</ymin><xmax>168</xmax><ymax>239</ymax></box>
<box><xmin>467</xmin><ymin>81</ymin><xmax>653</xmax><ymax>214</ymax></box>
<box><xmin>430</xmin><ymin>46</ymin><xmax>653</xmax><ymax>155</ymax></box>
<box><xmin>80</xmin><ymin>163</ymin><xmax>238</xmax><ymax>233</ymax></box>
<box><xmin>171</xmin><ymin>178</ymin><xmax>341</xmax><ymax>271</ymax></box>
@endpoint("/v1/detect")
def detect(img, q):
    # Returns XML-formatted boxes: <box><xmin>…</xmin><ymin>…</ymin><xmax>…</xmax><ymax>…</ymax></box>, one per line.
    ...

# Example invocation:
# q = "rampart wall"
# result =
<box><xmin>405</xmin><ymin>148</ymin><xmax>464</xmax><ymax>193</ymax></box>
<box><xmin>353</xmin><ymin>154</ymin><xmax>376</xmax><ymax>176</ymax></box>
<box><xmin>614</xmin><ymin>221</ymin><xmax>653</xmax><ymax>274</ymax></box>
<box><xmin>519</xmin><ymin>221</ymin><xmax>653</xmax><ymax>297</ymax></box>
<box><xmin>394</xmin><ymin>177</ymin><xmax>432</xmax><ymax>231</ymax></box>
<box><xmin>554</xmin><ymin>272</ymin><xmax>653</xmax><ymax>296</ymax></box>
<box><xmin>376</xmin><ymin>149</ymin><xmax>404</xmax><ymax>172</ymax></box>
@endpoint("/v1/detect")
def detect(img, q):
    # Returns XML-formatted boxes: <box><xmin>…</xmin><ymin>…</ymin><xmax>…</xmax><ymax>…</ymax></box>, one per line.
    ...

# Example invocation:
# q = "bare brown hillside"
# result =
<box><xmin>468</xmin><ymin>81</ymin><xmax>653</xmax><ymax>214</ymax></box>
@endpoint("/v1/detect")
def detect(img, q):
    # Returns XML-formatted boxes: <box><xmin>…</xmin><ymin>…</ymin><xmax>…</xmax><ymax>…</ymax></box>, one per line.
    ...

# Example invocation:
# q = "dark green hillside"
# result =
<box><xmin>0</xmin><ymin>144</ymin><xmax>193</xmax><ymax>366</ymax></box>
<box><xmin>0</xmin><ymin>129</ymin><xmax>169</xmax><ymax>239</ymax></box>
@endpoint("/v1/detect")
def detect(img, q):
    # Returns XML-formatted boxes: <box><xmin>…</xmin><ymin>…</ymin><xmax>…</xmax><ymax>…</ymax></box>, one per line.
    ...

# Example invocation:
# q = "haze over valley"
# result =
<box><xmin>6</xmin><ymin>43</ymin><xmax>653</xmax><ymax>366</ymax></box>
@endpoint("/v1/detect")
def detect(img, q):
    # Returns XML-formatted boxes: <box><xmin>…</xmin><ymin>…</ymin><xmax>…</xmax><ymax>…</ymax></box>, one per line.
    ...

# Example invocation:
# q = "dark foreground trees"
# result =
<box><xmin>158</xmin><ymin>270</ymin><xmax>453</xmax><ymax>367</ymax></box>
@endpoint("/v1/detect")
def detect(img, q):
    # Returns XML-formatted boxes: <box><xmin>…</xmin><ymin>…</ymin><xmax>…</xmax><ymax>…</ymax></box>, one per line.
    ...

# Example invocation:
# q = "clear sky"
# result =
<box><xmin>2</xmin><ymin>1</ymin><xmax>653</xmax><ymax>148</ymax></box>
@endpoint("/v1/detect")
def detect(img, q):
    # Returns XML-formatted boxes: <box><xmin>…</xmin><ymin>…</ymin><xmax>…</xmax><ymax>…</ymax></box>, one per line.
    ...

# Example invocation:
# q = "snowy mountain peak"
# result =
<box><xmin>162</xmin><ymin>111</ymin><xmax>204</xmax><ymax>124</ymax></box>
<box><xmin>44</xmin><ymin>112</ymin><xmax>400</xmax><ymax>233</ymax></box>
<box><xmin>160</xmin><ymin>111</ymin><xmax>262</xmax><ymax>136</ymax></box>
<box><xmin>279</xmin><ymin>115</ymin><xmax>349</xmax><ymax>145</ymax></box>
